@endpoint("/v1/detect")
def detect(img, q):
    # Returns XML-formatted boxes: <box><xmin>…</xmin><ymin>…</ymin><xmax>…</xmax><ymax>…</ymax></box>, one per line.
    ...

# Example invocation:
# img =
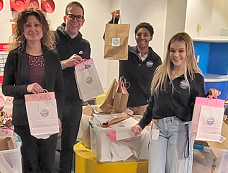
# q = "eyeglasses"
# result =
<box><xmin>66</xmin><ymin>14</ymin><xmax>84</xmax><ymax>22</ymax></box>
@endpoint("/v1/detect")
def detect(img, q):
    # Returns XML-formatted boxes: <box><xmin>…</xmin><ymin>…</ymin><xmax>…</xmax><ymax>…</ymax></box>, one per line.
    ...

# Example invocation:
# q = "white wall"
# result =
<box><xmin>210</xmin><ymin>0</ymin><xmax>228</xmax><ymax>36</ymax></box>
<box><xmin>140</xmin><ymin>0</ymin><xmax>168</xmax><ymax>59</ymax></box>
<box><xmin>185</xmin><ymin>0</ymin><xmax>214</xmax><ymax>38</ymax></box>
<box><xmin>0</xmin><ymin>0</ymin><xmax>228</xmax><ymax>89</ymax></box>
<box><xmin>164</xmin><ymin>0</ymin><xmax>187</xmax><ymax>56</ymax></box>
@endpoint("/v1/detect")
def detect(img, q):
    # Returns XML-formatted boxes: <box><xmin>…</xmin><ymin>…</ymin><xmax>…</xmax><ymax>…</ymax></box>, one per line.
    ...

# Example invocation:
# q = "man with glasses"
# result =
<box><xmin>55</xmin><ymin>1</ymin><xmax>91</xmax><ymax>173</ymax></box>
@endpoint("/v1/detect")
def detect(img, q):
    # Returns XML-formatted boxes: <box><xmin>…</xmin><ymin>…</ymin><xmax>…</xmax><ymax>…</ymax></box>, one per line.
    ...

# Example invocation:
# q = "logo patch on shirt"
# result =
<box><xmin>180</xmin><ymin>80</ymin><xmax>189</xmax><ymax>89</ymax></box>
<box><xmin>207</xmin><ymin>116</ymin><xmax>215</xmax><ymax>125</ymax></box>
<box><xmin>79</xmin><ymin>51</ymin><xmax>83</xmax><ymax>55</ymax></box>
<box><xmin>146</xmin><ymin>60</ymin><xmax>153</xmax><ymax>67</ymax></box>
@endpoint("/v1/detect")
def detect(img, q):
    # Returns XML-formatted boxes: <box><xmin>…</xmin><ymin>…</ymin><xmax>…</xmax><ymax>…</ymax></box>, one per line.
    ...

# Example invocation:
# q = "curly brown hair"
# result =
<box><xmin>10</xmin><ymin>7</ymin><xmax>54</xmax><ymax>50</ymax></box>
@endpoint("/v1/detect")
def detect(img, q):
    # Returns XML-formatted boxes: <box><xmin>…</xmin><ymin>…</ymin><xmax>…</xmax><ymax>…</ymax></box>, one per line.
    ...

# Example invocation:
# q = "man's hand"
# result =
<box><xmin>111</xmin><ymin>9</ymin><xmax>120</xmax><ymax>19</ymax></box>
<box><xmin>61</xmin><ymin>54</ymin><xmax>84</xmax><ymax>69</ymax></box>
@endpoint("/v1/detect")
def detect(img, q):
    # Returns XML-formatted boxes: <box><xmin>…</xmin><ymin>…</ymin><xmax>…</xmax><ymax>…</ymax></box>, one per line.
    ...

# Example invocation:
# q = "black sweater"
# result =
<box><xmin>119</xmin><ymin>46</ymin><xmax>161</xmax><ymax>107</ymax></box>
<box><xmin>138</xmin><ymin>73</ymin><xmax>206</xmax><ymax>129</ymax></box>
<box><xmin>55</xmin><ymin>23</ymin><xmax>91</xmax><ymax>100</ymax></box>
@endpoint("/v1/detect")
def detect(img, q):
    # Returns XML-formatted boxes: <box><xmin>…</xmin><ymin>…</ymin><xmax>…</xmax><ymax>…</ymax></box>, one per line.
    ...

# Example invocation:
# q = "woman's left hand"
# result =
<box><xmin>208</xmin><ymin>88</ymin><xmax>221</xmax><ymax>98</ymax></box>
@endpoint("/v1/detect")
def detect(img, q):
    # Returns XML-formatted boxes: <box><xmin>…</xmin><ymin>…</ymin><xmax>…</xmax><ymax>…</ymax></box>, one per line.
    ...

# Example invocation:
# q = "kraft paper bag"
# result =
<box><xmin>113</xmin><ymin>81</ymin><xmax>128</xmax><ymax>113</ymax></box>
<box><xmin>25</xmin><ymin>92</ymin><xmax>59</xmax><ymax>139</ymax></box>
<box><xmin>104</xmin><ymin>24</ymin><xmax>130</xmax><ymax>60</ymax></box>
<box><xmin>191</xmin><ymin>97</ymin><xmax>225</xmax><ymax>142</ymax></box>
<box><xmin>99</xmin><ymin>79</ymin><xmax>118</xmax><ymax>113</ymax></box>
<box><xmin>99</xmin><ymin>78</ymin><xmax>128</xmax><ymax>113</ymax></box>
<box><xmin>0</xmin><ymin>137</ymin><xmax>14</xmax><ymax>151</ymax></box>
<box><xmin>75</xmin><ymin>59</ymin><xmax>104</xmax><ymax>101</ymax></box>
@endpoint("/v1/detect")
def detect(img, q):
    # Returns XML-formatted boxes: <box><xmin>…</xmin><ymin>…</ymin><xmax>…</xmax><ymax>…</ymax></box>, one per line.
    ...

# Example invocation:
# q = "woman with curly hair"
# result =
<box><xmin>2</xmin><ymin>7</ymin><xmax>64</xmax><ymax>172</ymax></box>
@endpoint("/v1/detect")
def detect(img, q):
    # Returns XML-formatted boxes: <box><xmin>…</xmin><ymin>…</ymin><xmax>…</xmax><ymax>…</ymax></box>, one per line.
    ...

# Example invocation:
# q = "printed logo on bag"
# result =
<box><xmin>84</xmin><ymin>64</ymin><xmax>91</xmax><ymax>69</ymax></box>
<box><xmin>86</xmin><ymin>77</ymin><xmax>93</xmax><ymax>84</ymax></box>
<box><xmin>112</xmin><ymin>38</ymin><xmax>120</xmax><ymax>46</ymax></box>
<box><xmin>146</xmin><ymin>60</ymin><xmax>153</xmax><ymax>67</ymax></box>
<box><xmin>40</xmin><ymin>108</ymin><xmax>49</xmax><ymax>117</ymax></box>
<box><xmin>180</xmin><ymin>80</ymin><xmax>189</xmax><ymax>89</ymax></box>
<box><xmin>207</xmin><ymin>116</ymin><xmax>215</xmax><ymax>125</ymax></box>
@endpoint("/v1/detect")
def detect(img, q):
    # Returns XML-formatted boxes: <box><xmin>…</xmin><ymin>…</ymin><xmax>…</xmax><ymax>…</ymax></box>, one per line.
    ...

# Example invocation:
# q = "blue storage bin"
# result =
<box><xmin>204</xmin><ymin>74</ymin><xmax>228</xmax><ymax>100</ymax></box>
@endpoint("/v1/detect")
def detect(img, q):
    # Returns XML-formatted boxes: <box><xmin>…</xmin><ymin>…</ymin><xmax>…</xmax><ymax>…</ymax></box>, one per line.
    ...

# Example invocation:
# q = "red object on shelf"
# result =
<box><xmin>0</xmin><ymin>0</ymin><xmax>3</xmax><ymax>11</ymax></box>
<box><xmin>29</xmin><ymin>0</ymin><xmax>39</xmax><ymax>8</ymax></box>
<box><xmin>41</xmin><ymin>0</ymin><xmax>55</xmax><ymax>13</ymax></box>
<box><xmin>24</xmin><ymin>0</ymin><xmax>30</xmax><ymax>7</ymax></box>
<box><xmin>0</xmin><ymin>76</ymin><xmax>3</xmax><ymax>83</ymax></box>
<box><xmin>0</xmin><ymin>43</ymin><xmax>10</xmax><ymax>51</ymax></box>
<box><xmin>12</xmin><ymin>0</ymin><xmax>25</xmax><ymax>12</ymax></box>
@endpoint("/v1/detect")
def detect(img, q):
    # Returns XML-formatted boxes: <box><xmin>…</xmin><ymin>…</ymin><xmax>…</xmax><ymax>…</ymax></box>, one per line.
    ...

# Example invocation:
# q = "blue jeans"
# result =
<box><xmin>148</xmin><ymin>117</ymin><xmax>193</xmax><ymax>173</ymax></box>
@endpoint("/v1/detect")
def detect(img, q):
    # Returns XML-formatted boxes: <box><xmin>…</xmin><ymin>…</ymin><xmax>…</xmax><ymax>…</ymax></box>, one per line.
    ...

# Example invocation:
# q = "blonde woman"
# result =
<box><xmin>132</xmin><ymin>32</ymin><xmax>221</xmax><ymax>173</ymax></box>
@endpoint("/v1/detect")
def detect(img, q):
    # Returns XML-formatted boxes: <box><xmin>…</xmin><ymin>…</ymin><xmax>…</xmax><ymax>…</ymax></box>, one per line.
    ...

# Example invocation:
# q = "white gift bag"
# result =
<box><xmin>0</xmin><ymin>135</ymin><xmax>22</xmax><ymax>173</ymax></box>
<box><xmin>75</xmin><ymin>59</ymin><xmax>104</xmax><ymax>101</ymax></box>
<box><xmin>25</xmin><ymin>91</ymin><xmax>59</xmax><ymax>139</ymax></box>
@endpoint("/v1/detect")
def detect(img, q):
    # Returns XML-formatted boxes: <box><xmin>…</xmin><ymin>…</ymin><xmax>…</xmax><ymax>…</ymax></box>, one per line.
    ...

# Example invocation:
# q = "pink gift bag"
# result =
<box><xmin>25</xmin><ymin>92</ymin><xmax>59</xmax><ymax>139</ymax></box>
<box><xmin>191</xmin><ymin>97</ymin><xmax>225</xmax><ymax>142</ymax></box>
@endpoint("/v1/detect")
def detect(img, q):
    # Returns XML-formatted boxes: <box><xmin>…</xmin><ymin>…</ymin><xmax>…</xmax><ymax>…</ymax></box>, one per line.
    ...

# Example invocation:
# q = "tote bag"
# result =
<box><xmin>25</xmin><ymin>91</ymin><xmax>59</xmax><ymax>139</ymax></box>
<box><xmin>104</xmin><ymin>24</ymin><xmax>130</xmax><ymax>60</ymax></box>
<box><xmin>191</xmin><ymin>97</ymin><xmax>225</xmax><ymax>142</ymax></box>
<box><xmin>75</xmin><ymin>59</ymin><xmax>104</xmax><ymax>101</ymax></box>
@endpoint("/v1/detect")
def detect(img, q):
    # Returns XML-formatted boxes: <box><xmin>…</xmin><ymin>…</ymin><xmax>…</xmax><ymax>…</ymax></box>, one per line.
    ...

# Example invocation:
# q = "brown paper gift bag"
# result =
<box><xmin>99</xmin><ymin>78</ymin><xmax>129</xmax><ymax>113</ymax></box>
<box><xmin>113</xmin><ymin>80</ymin><xmax>129</xmax><ymax>113</ymax></box>
<box><xmin>0</xmin><ymin>137</ymin><xmax>14</xmax><ymax>151</ymax></box>
<box><xmin>104</xmin><ymin>24</ymin><xmax>130</xmax><ymax>60</ymax></box>
<box><xmin>99</xmin><ymin>79</ymin><xmax>118</xmax><ymax>113</ymax></box>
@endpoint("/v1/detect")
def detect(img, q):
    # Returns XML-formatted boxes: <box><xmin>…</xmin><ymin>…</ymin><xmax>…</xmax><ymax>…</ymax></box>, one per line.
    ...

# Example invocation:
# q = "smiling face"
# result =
<box><xmin>169</xmin><ymin>41</ymin><xmax>187</xmax><ymax>69</ymax></box>
<box><xmin>135</xmin><ymin>27</ymin><xmax>152</xmax><ymax>50</ymax></box>
<box><xmin>23</xmin><ymin>15</ymin><xmax>43</xmax><ymax>44</ymax></box>
<box><xmin>64</xmin><ymin>5</ymin><xmax>85</xmax><ymax>38</ymax></box>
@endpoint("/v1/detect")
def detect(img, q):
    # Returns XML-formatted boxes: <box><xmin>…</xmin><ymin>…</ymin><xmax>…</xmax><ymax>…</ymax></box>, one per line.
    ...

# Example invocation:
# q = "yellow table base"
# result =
<box><xmin>74</xmin><ymin>142</ymin><xmax>148</xmax><ymax>173</ymax></box>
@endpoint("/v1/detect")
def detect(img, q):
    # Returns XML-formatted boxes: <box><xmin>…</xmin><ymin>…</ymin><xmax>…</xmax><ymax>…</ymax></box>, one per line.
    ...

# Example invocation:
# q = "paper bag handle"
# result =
<box><xmin>119</xmin><ymin>76</ymin><xmax>130</xmax><ymax>90</ymax></box>
<box><xmin>206</xmin><ymin>97</ymin><xmax>220</xmax><ymax>107</ymax></box>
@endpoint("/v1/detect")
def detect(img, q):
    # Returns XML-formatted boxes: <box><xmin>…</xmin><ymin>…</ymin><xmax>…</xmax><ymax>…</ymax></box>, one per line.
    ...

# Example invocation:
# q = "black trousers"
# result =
<box><xmin>14</xmin><ymin>125</ymin><xmax>57</xmax><ymax>173</ymax></box>
<box><xmin>59</xmin><ymin>99</ymin><xmax>82</xmax><ymax>173</ymax></box>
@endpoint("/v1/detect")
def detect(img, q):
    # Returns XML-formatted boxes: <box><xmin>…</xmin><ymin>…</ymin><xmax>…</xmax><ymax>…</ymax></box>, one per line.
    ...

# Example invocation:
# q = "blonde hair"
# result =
<box><xmin>151</xmin><ymin>32</ymin><xmax>201</xmax><ymax>94</ymax></box>
<box><xmin>9</xmin><ymin>7</ymin><xmax>54</xmax><ymax>51</ymax></box>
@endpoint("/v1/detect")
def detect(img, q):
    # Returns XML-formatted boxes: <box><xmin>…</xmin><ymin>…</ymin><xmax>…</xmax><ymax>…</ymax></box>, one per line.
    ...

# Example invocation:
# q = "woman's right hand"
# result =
<box><xmin>131</xmin><ymin>124</ymin><xmax>143</xmax><ymax>136</ymax></box>
<box><xmin>27</xmin><ymin>83</ymin><xmax>43</xmax><ymax>94</ymax></box>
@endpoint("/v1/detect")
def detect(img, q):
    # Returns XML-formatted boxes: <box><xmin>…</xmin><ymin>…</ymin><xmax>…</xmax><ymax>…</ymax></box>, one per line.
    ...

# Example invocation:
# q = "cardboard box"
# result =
<box><xmin>207</xmin><ymin>121</ymin><xmax>228</xmax><ymax>150</ymax></box>
<box><xmin>193</xmin><ymin>118</ymin><xmax>228</xmax><ymax>172</ymax></box>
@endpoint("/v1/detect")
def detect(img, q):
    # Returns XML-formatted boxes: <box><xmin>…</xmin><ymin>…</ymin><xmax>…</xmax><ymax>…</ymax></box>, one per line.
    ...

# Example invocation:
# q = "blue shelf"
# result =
<box><xmin>193</xmin><ymin>37</ymin><xmax>228</xmax><ymax>100</ymax></box>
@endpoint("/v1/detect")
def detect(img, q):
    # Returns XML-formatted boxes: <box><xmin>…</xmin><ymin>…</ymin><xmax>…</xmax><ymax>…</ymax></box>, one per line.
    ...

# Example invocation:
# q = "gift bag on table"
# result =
<box><xmin>190</xmin><ymin>97</ymin><xmax>225</xmax><ymax>142</ymax></box>
<box><xmin>104</xmin><ymin>24</ymin><xmax>130</xmax><ymax>60</ymax></box>
<box><xmin>99</xmin><ymin>79</ymin><xmax>118</xmax><ymax>113</ymax></box>
<box><xmin>99</xmin><ymin>78</ymin><xmax>128</xmax><ymax>113</ymax></box>
<box><xmin>75</xmin><ymin>59</ymin><xmax>104</xmax><ymax>101</ymax></box>
<box><xmin>113</xmin><ymin>80</ymin><xmax>128</xmax><ymax>113</ymax></box>
<box><xmin>25</xmin><ymin>91</ymin><xmax>59</xmax><ymax>139</ymax></box>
